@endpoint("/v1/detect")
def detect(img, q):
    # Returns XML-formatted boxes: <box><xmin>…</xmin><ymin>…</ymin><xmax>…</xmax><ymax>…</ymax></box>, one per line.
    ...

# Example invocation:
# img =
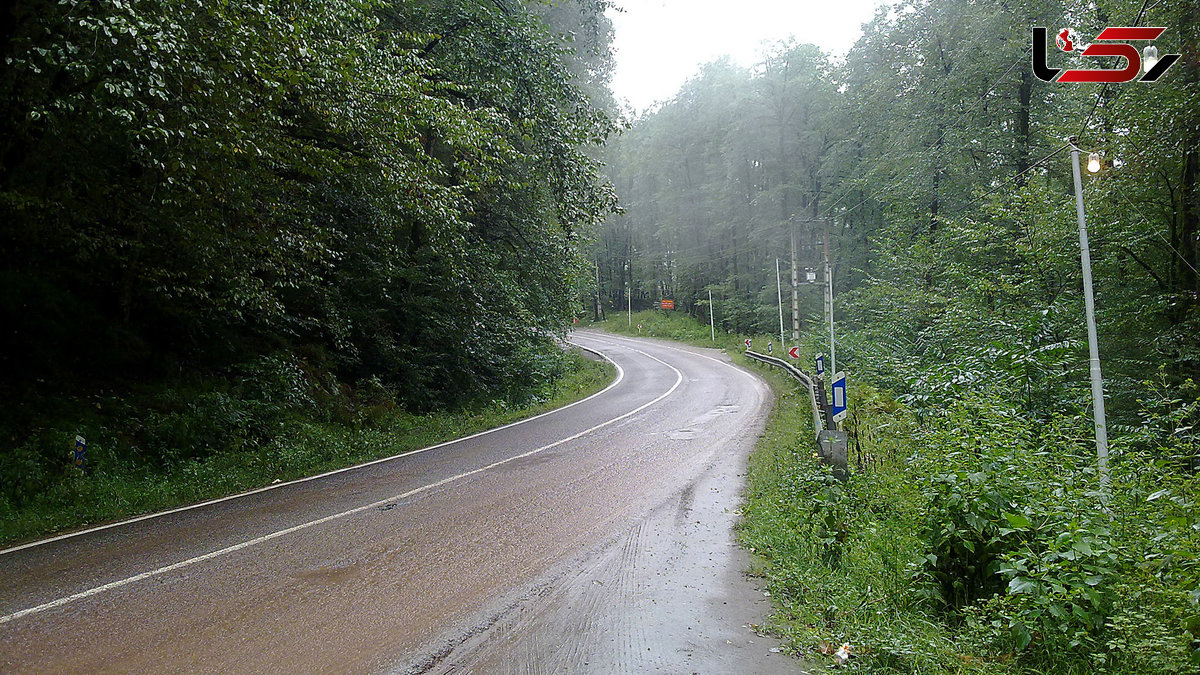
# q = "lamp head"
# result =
<box><xmin>1143</xmin><ymin>44</ymin><xmax>1159</xmax><ymax>72</ymax></box>
<box><xmin>1087</xmin><ymin>152</ymin><xmax>1102</xmax><ymax>174</ymax></box>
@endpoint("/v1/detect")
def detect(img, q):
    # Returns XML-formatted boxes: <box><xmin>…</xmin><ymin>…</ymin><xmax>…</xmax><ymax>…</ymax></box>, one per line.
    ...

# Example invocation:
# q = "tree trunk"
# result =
<box><xmin>1175</xmin><ymin>4</ymin><xmax>1200</xmax><ymax>326</ymax></box>
<box><xmin>1015</xmin><ymin>69</ymin><xmax>1032</xmax><ymax>186</ymax></box>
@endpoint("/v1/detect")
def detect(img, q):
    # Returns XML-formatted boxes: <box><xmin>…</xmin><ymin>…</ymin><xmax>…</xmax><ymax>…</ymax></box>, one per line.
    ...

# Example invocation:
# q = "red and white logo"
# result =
<box><xmin>1056</xmin><ymin>28</ymin><xmax>1075</xmax><ymax>52</ymax></box>
<box><xmin>1034</xmin><ymin>26</ymin><xmax>1179</xmax><ymax>83</ymax></box>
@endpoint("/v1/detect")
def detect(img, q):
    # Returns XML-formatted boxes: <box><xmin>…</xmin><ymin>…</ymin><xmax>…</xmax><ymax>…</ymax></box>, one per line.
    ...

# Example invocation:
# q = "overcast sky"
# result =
<box><xmin>606</xmin><ymin>0</ymin><xmax>884</xmax><ymax>113</ymax></box>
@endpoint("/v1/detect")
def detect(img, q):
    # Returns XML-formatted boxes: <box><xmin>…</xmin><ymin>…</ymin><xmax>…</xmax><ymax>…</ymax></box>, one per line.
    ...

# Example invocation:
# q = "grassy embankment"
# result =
<box><xmin>741</xmin><ymin>370</ymin><xmax>1200</xmax><ymax>674</ymax></box>
<box><xmin>591</xmin><ymin>310</ymin><xmax>1199</xmax><ymax>674</ymax></box>
<box><xmin>587</xmin><ymin>309</ymin><xmax>774</xmax><ymax>353</ymax></box>
<box><xmin>0</xmin><ymin>349</ymin><xmax>613</xmax><ymax>547</ymax></box>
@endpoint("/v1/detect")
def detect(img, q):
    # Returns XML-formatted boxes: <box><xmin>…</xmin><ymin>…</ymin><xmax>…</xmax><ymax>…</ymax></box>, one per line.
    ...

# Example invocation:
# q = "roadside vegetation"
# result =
<box><xmin>1</xmin><ymin>2</ymin><xmax>618</xmax><ymax>545</ymax></box>
<box><xmin>611</xmin><ymin>311</ymin><xmax>1199</xmax><ymax>673</ymax></box>
<box><xmin>0</xmin><ymin>349</ymin><xmax>612</xmax><ymax>546</ymax></box>
<box><xmin>743</xmin><ymin>363</ymin><xmax>1200</xmax><ymax>674</ymax></box>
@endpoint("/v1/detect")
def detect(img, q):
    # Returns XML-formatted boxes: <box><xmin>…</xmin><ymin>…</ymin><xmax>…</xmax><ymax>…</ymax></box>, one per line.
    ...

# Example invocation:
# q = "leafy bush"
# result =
<box><xmin>909</xmin><ymin>397</ymin><xmax>1035</xmax><ymax>611</ymax></box>
<box><xmin>745</xmin><ymin>362</ymin><xmax>1198</xmax><ymax>673</ymax></box>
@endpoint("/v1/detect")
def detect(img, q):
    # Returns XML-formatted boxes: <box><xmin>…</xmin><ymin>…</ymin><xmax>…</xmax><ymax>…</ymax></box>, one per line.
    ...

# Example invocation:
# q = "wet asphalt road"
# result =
<box><xmin>0</xmin><ymin>331</ymin><xmax>802</xmax><ymax>674</ymax></box>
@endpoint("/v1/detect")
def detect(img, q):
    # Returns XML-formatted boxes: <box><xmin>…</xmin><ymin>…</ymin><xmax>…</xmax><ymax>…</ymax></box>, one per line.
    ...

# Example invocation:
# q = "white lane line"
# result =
<box><xmin>0</xmin><ymin>343</ymin><xmax>684</xmax><ymax>625</ymax></box>
<box><xmin>574</xmin><ymin>331</ymin><xmax>764</xmax><ymax>385</ymax></box>
<box><xmin>1</xmin><ymin>343</ymin><xmax>622</xmax><ymax>558</ymax></box>
<box><xmin>573</xmin><ymin>332</ymin><xmax>770</xmax><ymax>418</ymax></box>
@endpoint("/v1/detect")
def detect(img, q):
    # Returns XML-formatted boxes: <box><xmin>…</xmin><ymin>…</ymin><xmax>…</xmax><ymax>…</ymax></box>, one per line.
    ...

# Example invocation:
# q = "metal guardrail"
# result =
<box><xmin>745</xmin><ymin>349</ymin><xmax>848</xmax><ymax>478</ymax></box>
<box><xmin>743</xmin><ymin>350</ymin><xmax>824</xmax><ymax>437</ymax></box>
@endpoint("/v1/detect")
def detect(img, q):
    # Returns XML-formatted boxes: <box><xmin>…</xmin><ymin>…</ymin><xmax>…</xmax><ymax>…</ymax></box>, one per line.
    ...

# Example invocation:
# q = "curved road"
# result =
<box><xmin>0</xmin><ymin>331</ymin><xmax>800</xmax><ymax>674</ymax></box>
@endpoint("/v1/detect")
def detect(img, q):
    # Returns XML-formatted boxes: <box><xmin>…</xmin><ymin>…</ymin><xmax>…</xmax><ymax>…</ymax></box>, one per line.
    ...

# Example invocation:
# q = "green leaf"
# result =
<box><xmin>1002</xmin><ymin>511</ymin><xmax>1032</xmax><ymax>529</ymax></box>
<box><xmin>1012</xmin><ymin>623</ymin><xmax>1032</xmax><ymax>649</ymax></box>
<box><xmin>1009</xmin><ymin>577</ymin><xmax>1038</xmax><ymax>595</ymax></box>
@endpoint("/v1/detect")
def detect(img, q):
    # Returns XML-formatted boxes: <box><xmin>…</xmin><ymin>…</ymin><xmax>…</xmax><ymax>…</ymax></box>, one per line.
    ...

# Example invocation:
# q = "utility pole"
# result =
<box><xmin>776</xmin><ymin>259</ymin><xmax>786</xmax><ymax>350</ymax></box>
<box><xmin>1069</xmin><ymin>136</ymin><xmax>1110</xmax><ymax>492</ymax></box>
<box><xmin>627</xmin><ymin>281</ymin><xmax>632</xmax><ymax>327</ymax></box>
<box><xmin>624</xmin><ymin>261</ymin><xmax>632</xmax><ymax>327</ymax></box>
<box><xmin>790</xmin><ymin>220</ymin><xmax>800</xmax><ymax>345</ymax></box>
<box><xmin>594</xmin><ymin>259</ymin><xmax>604</xmax><ymax>321</ymax></box>
<box><xmin>824</xmin><ymin>222</ymin><xmax>836</xmax><ymax>376</ymax></box>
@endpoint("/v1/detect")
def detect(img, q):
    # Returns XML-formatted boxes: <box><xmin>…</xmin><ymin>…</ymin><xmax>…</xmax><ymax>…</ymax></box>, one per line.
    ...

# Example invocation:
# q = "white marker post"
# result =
<box><xmin>708</xmin><ymin>289</ymin><xmax>715</xmax><ymax>341</ymax></box>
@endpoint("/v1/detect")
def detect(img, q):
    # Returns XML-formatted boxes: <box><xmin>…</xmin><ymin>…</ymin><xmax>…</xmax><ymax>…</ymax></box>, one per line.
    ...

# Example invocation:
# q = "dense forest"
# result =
<box><xmin>0</xmin><ymin>1</ymin><xmax>617</xmax><ymax>535</ymax></box>
<box><xmin>597</xmin><ymin>0</ymin><xmax>1198</xmax><ymax>415</ymax></box>
<box><xmin>593</xmin><ymin>0</ymin><xmax>1200</xmax><ymax>671</ymax></box>
<box><xmin>1</xmin><ymin>0</ymin><xmax>617</xmax><ymax>406</ymax></box>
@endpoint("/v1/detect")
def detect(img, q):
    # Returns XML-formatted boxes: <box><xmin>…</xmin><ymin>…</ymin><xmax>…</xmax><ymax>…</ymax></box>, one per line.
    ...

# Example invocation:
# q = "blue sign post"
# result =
<box><xmin>815</xmin><ymin>354</ymin><xmax>826</xmax><ymax>377</ymax></box>
<box><xmin>831</xmin><ymin>372</ymin><xmax>848</xmax><ymax>423</ymax></box>
<box><xmin>74</xmin><ymin>435</ymin><xmax>87</xmax><ymax>470</ymax></box>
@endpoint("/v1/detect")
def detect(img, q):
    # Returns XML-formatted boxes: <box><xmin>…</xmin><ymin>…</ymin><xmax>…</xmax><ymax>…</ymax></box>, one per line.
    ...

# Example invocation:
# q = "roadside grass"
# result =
<box><xmin>0</xmin><ymin>349</ymin><xmax>613</xmax><ymax>547</ymax></box>
<box><xmin>737</xmin><ymin>365</ymin><xmax>1005</xmax><ymax>673</ymax></box>
<box><xmin>587</xmin><ymin>309</ymin><xmax>784</xmax><ymax>356</ymax></box>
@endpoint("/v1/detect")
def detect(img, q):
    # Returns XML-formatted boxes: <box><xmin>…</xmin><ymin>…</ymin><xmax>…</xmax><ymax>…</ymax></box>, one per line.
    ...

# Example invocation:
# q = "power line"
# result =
<box><xmin>957</xmin><ymin>143</ymin><xmax>1072</xmax><ymax>211</ymax></box>
<box><xmin>605</xmin><ymin>7</ymin><xmax>1185</xmax><ymax>287</ymax></box>
<box><xmin>1108</xmin><ymin>182</ymin><xmax>1200</xmax><ymax>277</ymax></box>
<box><xmin>824</xmin><ymin>1</ymin><xmax>1164</xmax><ymax>225</ymax></box>
<box><xmin>821</xmin><ymin>48</ymin><xmax>1032</xmax><ymax>221</ymax></box>
<box><xmin>605</xmin><ymin>140</ymin><xmax>1072</xmax><ymax>266</ymax></box>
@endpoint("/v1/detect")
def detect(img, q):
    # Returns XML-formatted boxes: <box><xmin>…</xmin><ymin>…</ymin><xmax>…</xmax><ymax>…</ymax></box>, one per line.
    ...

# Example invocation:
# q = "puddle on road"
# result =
<box><xmin>668</xmin><ymin>404</ymin><xmax>739</xmax><ymax>440</ymax></box>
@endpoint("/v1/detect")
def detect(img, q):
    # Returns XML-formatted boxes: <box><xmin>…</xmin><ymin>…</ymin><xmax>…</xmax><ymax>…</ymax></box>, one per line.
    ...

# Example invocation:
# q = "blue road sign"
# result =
<box><xmin>74</xmin><ymin>435</ymin><xmax>86</xmax><ymax>469</ymax></box>
<box><xmin>831</xmin><ymin>372</ymin><xmax>848</xmax><ymax>422</ymax></box>
<box><xmin>815</xmin><ymin>354</ymin><xmax>826</xmax><ymax>376</ymax></box>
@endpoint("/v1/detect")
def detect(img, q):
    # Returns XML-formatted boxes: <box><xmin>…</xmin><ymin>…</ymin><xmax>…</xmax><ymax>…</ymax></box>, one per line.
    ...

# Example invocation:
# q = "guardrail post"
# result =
<box><xmin>817</xmin><ymin>430</ymin><xmax>848</xmax><ymax>480</ymax></box>
<box><xmin>813</xmin><ymin>378</ymin><xmax>832</xmax><ymax>429</ymax></box>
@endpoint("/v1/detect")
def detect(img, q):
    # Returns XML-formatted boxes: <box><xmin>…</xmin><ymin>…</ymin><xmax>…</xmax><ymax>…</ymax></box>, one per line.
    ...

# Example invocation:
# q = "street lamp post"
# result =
<box><xmin>1068</xmin><ymin>136</ymin><xmax>1110</xmax><ymax>491</ymax></box>
<box><xmin>823</xmin><ymin>230</ymin><xmax>836</xmax><ymax>376</ymax></box>
<box><xmin>708</xmin><ymin>288</ymin><xmax>715</xmax><ymax>341</ymax></box>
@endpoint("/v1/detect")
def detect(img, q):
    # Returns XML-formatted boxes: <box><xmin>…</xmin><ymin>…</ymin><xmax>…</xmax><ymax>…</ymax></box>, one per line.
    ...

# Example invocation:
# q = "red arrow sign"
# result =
<box><xmin>744</xmin><ymin>338</ymin><xmax>751</xmax><ymax>348</ymax></box>
<box><xmin>788</xmin><ymin>346</ymin><xmax>800</xmax><ymax>359</ymax></box>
